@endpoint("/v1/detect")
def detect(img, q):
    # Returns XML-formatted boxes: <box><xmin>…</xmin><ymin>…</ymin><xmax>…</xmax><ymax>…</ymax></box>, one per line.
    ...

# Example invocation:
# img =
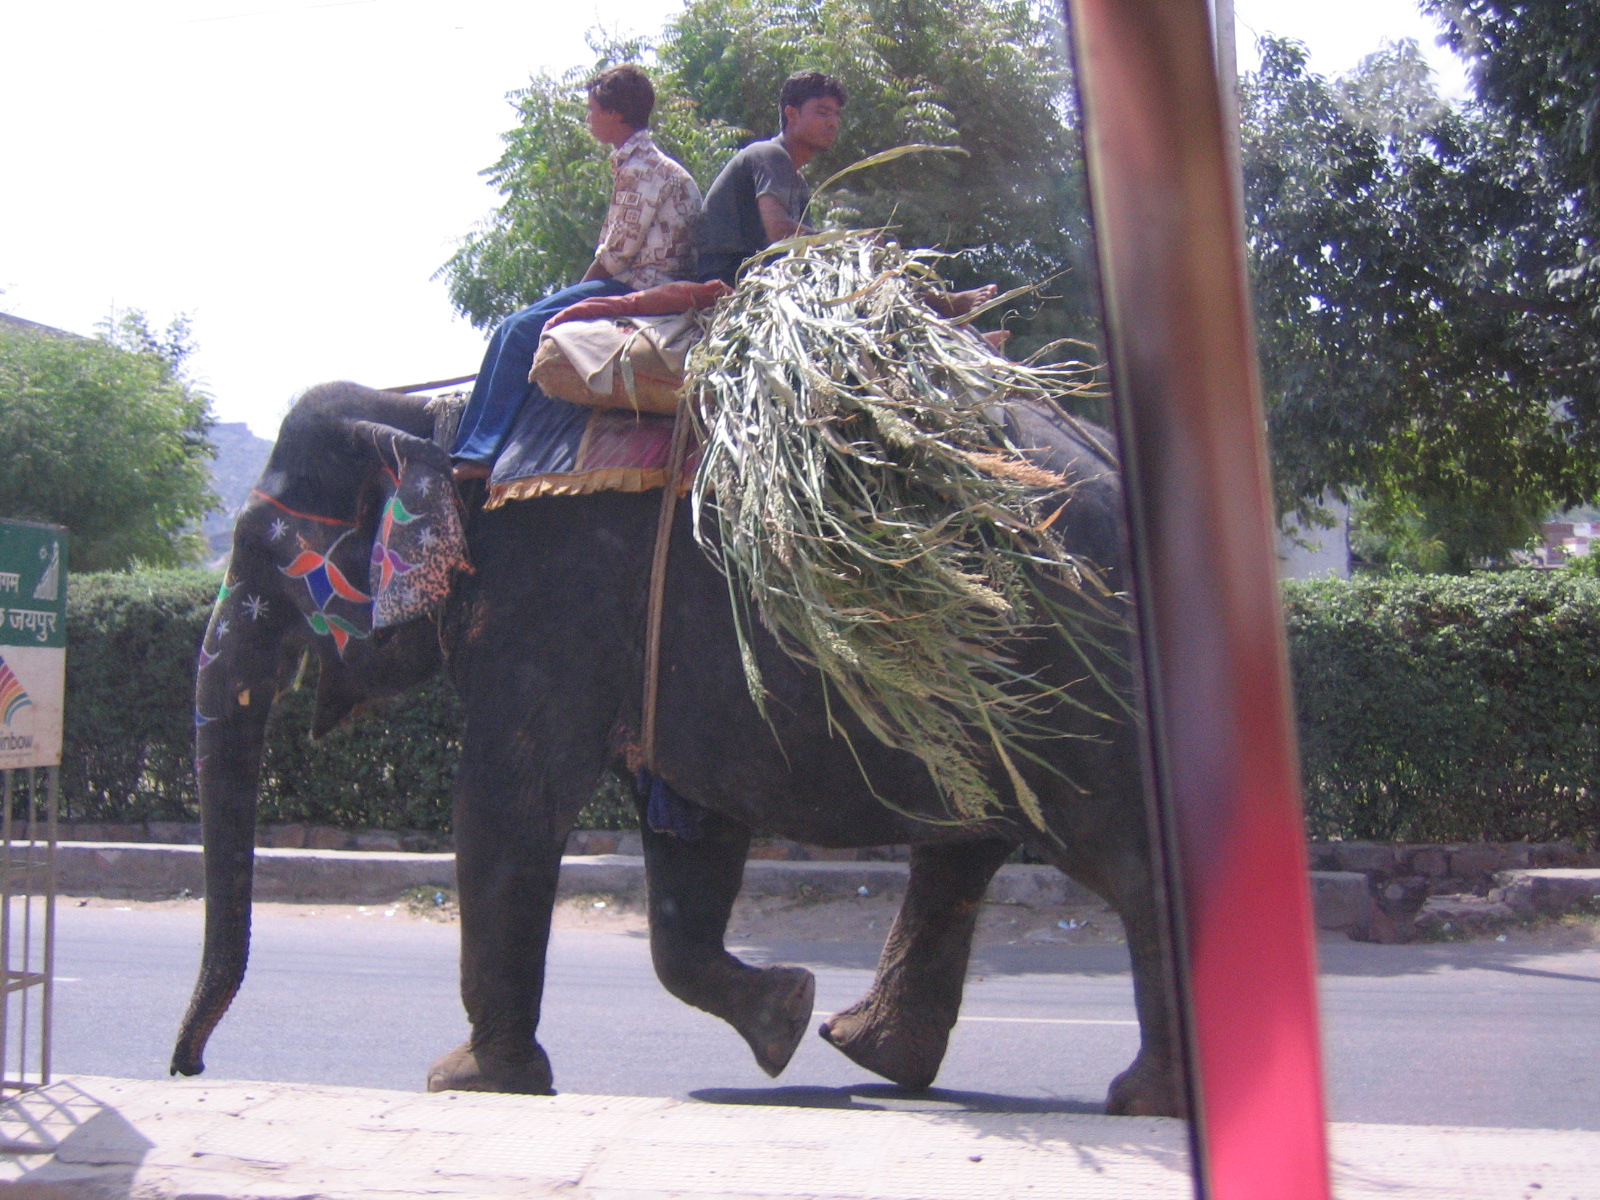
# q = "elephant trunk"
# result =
<box><xmin>171</xmin><ymin>590</ymin><xmax>287</xmax><ymax>1076</ymax></box>
<box><xmin>170</xmin><ymin>382</ymin><xmax>462</xmax><ymax>1075</ymax></box>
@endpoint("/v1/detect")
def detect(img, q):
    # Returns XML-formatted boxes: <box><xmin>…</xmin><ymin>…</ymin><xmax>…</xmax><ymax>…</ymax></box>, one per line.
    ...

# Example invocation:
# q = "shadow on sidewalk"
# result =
<box><xmin>1</xmin><ymin>1079</ymin><xmax>148</xmax><ymax>1197</ymax></box>
<box><xmin>689</xmin><ymin>1082</ymin><xmax>1102</xmax><ymax>1115</ymax></box>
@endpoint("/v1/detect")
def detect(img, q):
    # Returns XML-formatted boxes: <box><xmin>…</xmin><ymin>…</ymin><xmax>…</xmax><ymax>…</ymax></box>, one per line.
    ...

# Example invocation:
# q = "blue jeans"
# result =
<box><xmin>451</xmin><ymin>278</ymin><xmax>631</xmax><ymax>465</ymax></box>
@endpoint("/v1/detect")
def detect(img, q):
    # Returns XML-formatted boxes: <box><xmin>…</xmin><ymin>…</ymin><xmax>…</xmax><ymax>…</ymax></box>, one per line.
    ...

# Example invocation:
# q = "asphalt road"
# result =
<box><xmin>40</xmin><ymin>903</ymin><xmax>1600</xmax><ymax>1129</ymax></box>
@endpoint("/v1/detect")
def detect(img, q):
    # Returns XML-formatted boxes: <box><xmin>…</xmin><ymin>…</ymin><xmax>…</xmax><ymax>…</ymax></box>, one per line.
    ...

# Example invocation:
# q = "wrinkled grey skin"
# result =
<box><xmin>172</xmin><ymin>381</ymin><xmax>1183</xmax><ymax>1117</ymax></box>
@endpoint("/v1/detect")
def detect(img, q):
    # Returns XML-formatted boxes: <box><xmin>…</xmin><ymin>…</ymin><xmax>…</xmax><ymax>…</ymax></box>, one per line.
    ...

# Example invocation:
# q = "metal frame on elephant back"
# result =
<box><xmin>1068</xmin><ymin>0</ymin><xmax>1333</xmax><ymax>1196</ymax></box>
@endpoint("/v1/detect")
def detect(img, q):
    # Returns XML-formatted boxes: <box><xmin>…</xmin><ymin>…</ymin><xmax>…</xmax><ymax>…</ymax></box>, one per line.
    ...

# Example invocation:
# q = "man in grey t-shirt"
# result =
<box><xmin>695</xmin><ymin>70</ymin><xmax>1000</xmax><ymax>322</ymax></box>
<box><xmin>697</xmin><ymin>71</ymin><xmax>845</xmax><ymax>285</ymax></box>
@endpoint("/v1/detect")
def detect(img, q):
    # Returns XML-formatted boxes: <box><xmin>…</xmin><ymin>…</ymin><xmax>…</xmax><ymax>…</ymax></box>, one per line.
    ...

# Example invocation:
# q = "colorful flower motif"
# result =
<box><xmin>371</xmin><ymin>542</ymin><xmax>417</xmax><ymax>596</ymax></box>
<box><xmin>304</xmin><ymin>610</ymin><xmax>369</xmax><ymax>657</ymax></box>
<box><xmin>273</xmin><ymin>528</ymin><xmax>374</xmax><ymax>658</ymax></box>
<box><xmin>282</xmin><ymin>530</ymin><xmax>371</xmax><ymax>610</ymax></box>
<box><xmin>372</xmin><ymin>491</ymin><xmax>425</xmax><ymax>597</ymax></box>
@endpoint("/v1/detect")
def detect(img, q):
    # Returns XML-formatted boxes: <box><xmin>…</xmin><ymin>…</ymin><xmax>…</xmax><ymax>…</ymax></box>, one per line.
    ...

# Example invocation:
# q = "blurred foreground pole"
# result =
<box><xmin>1062</xmin><ymin>2</ymin><xmax>1332</xmax><ymax>1197</ymax></box>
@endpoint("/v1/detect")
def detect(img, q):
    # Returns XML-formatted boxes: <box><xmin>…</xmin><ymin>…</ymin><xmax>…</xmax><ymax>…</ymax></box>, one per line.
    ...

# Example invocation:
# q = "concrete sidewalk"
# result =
<box><xmin>1</xmin><ymin>1075</ymin><xmax>1595</xmax><ymax>1199</ymax></box>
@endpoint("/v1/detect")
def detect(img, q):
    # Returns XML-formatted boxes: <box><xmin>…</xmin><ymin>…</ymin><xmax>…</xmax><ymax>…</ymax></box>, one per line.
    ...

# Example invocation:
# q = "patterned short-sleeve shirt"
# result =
<box><xmin>596</xmin><ymin>130</ymin><xmax>703</xmax><ymax>290</ymax></box>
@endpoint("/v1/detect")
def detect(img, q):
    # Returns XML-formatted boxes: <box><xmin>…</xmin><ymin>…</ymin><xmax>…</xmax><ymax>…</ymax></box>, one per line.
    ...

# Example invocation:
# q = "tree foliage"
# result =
<box><xmin>0</xmin><ymin>311</ymin><xmax>215</xmax><ymax>571</ymax></box>
<box><xmin>1423</xmin><ymin>1</ymin><xmax>1600</xmax><ymax>421</ymax></box>
<box><xmin>1423</xmin><ymin>0</ymin><xmax>1600</xmax><ymax>214</ymax></box>
<box><xmin>1242</xmin><ymin>36</ymin><xmax>1597</xmax><ymax>570</ymax></box>
<box><xmin>443</xmin><ymin>4</ymin><xmax>1599</xmax><ymax>571</ymax></box>
<box><xmin>440</xmin><ymin>0</ymin><xmax>1098</xmax><ymax>353</ymax></box>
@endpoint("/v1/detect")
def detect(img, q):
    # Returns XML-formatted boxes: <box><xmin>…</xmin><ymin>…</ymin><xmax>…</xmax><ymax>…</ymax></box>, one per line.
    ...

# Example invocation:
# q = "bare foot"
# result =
<box><xmin>945</xmin><ymin>284</ymin><xmax>998</xmax><ymax>318</ymax></box>
<box><xmin>982</xmin><ymin>329</ymin><xmax>1012</xmax><ymax>355</ymax></box>
<box><xmin>451</xmin><ymin>460</ymin><xmax>491</xmax><ymax>483</ymax></box>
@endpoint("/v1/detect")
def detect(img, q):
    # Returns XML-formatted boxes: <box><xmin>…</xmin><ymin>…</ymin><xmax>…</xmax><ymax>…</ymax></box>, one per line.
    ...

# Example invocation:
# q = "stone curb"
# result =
<box><xmin>51</xmin><ymin>843</ymin><xmax>1101</xmax><ymax>907</ymax></box>
<box><xmin>1493</xmin><ymin>867</ymin><xmax>1600</xmax><ymax>917</ymax></box>
<box><xmin>4</xmin><ymin>1075</ymin><xmax>1597</xmax><ymax>1200</ymax></box>
<box><xmin>51</xmin><ymin>842</ymin><xmax>1392</xmax><ymax>928</ymax></box>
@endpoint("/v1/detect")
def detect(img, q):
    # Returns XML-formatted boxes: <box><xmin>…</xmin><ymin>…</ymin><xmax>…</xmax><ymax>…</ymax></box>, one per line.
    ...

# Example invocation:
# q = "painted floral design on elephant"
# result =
<box><xmin>279</xmin><ymin>527</ymin><xmax>372</xmax><ymax>657</ymax></box>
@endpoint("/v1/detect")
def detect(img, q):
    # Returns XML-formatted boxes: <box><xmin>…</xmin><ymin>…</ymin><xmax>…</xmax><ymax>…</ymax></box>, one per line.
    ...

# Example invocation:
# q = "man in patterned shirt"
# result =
<box><xmin>452</xmin><ymin>64</ymin><xmax>702</xmax><ymax>480</ymax></box>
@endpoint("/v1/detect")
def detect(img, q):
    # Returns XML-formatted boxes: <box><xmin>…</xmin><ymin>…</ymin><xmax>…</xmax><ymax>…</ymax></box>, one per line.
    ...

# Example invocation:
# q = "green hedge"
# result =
<box><xmin>62</xmin><ymin>570</ymin><xmax>219</xmax><ymax>820</ymax></box>
<box><xmin>56</xmin><ymin>569</ymin><xmax>1600</xmax><ymax>844</ymax></box>
<box><xmin>59</xmin><ymin>570</ymin><xmax>633</xmax><ymax>831</ymax></box>
<box><xmin>1287</xmin><ymin>573</ymin><xmax>1600</xmax><ymax>846</ymax></box>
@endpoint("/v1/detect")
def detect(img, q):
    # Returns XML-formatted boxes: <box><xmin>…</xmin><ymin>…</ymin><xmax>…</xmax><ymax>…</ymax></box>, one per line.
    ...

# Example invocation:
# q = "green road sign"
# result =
<box><xmin>0</xmin><ymin>519</ymin><xmax>68</xmax><ymax>769</ymax></box>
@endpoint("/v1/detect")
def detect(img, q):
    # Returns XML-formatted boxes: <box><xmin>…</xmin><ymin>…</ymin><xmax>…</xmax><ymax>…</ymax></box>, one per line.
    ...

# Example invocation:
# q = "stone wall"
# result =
<box><xmin>1307</xmin><ymin>840</ymin><xmax>1600</xmax><ymax>892</ymax></box>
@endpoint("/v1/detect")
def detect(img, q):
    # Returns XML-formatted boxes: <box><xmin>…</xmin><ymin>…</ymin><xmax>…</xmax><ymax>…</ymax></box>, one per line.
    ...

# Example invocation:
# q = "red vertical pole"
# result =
<box><xmin>1062</xmin><ymin>2</ymin><xmax>1332</xmax><ymax>1196</ymax></box>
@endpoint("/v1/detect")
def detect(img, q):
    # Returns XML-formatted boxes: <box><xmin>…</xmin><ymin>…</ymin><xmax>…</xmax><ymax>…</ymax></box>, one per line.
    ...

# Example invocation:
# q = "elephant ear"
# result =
<box><xmin>367</xmin><ymin>440</ymin><xmax>470</xmax><ymax>630</ymax></box>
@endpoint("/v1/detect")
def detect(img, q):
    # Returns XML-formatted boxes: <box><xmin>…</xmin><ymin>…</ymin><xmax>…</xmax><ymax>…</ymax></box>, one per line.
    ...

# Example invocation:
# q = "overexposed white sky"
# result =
<box><xmin>2</xmin><ymin>0</ymin><xmax>1468</xmax><ymax>440</ymax></box>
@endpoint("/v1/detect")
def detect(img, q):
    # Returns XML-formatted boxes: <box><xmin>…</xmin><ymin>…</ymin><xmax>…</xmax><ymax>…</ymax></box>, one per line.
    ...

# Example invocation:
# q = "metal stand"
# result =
<box><xmin>0</xmin><ymin>765</ymin><xmax>56</xmax><ymax>1095</ymax></box>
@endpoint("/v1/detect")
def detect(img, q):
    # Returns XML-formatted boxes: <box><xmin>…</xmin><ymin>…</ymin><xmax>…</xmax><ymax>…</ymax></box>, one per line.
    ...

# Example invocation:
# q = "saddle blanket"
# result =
<box><xmin>485</xmin><ymin>401</ymin><xmax>702</xmax><ymax>509</ymax></box>
<box><xmin>485</xmin><ymin>286</ymin><xmax>721</xmax><ymax>510</ymax></box>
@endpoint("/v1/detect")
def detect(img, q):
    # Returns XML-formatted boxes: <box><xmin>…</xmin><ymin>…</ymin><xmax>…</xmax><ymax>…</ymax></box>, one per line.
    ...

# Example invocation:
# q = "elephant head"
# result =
<box><xmin>171</xmin><ymin>382</ymin><xmax>468</xmax><ymax>1077</ymax></box>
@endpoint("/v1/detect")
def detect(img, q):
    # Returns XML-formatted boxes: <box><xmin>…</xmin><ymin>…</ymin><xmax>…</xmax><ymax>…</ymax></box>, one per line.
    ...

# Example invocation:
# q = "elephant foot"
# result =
<box><xmin>818</xmin><ymin>997</ymin><xmax>950</xmax><ymax>1090</ymax></box>
<box><xmin>1105</xmin><ymin>1052</ymin><xmax>1187</xmax><ymax>1118</ymax></box>
<box><xmin>730</xmin><ymin>965</ymin><xmax>816</xmax><ymax>1077</ymax></box>
<box><xmin>427</xmin><ymin>1041</ymin><xmax>554</xmax><ymax>1095</ymax></box>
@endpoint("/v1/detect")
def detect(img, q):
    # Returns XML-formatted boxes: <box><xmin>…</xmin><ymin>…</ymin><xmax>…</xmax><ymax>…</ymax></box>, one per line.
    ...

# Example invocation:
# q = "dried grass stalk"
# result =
<box><xmin>687</xmin><ymin>233</ymin><xmax>1116</xmax><ymax>826</ymax></box>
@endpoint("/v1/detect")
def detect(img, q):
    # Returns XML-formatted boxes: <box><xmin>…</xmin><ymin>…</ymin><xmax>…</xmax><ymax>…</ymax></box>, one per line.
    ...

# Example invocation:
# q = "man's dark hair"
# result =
<box><xmin>779</xmin><ymin>70</ymin><xmax>847</xmax><ymax>130</ymax></box>
<box><xmin>586</xmin><ymin>64</ymin><xmax>655</xmax><ymax>130</ymax></box>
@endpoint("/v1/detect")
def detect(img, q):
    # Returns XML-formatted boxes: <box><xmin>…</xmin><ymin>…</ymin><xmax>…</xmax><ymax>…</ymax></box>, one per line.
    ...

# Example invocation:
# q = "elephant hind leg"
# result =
<box><xmin>1043</xmin><ymin>843</ymin><xmax>1189</xmax><ymax>1118</ymax></box>
<box><xmin>641</xmin><ymin>806</ymin><xmax>815</xmax><ymax>1077</ymax></box>
<box><xmin>820</xmin><ymin>837</ymin><xmax>1011</xmax><ymax>1090</ymax></box>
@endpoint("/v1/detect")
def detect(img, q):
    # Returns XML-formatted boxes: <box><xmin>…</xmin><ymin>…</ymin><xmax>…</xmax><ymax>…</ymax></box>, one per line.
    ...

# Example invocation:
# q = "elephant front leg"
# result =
<box><xmin>641</xmin><ymin>806</ymin><xmax>816</xmax><ymax>1077</ymax></box>
<box><xmin>820</xmin><ymin>838</ymin><xmax>1012</xmax><ymax>1089</ymax></box>
<box><xmin>429</xmin><ymin>774</ymin><xmax>569</xmax><ymax>1095</ymax></box>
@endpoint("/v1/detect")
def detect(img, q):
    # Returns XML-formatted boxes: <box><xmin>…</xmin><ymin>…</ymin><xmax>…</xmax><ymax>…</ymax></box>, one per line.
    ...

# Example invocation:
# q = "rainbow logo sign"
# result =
<box><xmin>0</xmin><ymin>655</ymin><xmax>32</xmax><ymax>726</ymax></box>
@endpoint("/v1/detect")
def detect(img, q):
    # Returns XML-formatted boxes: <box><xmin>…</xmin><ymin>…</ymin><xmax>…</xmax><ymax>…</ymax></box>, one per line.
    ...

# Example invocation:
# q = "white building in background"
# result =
<box><xmin>1276</xmin><ymin>497</ymin><xmax>1351</xmax><ymax>580</ymax></box>
<box><xmin>1537</xmin><ymin>521</ymin><xmax>1595</xmax><ymax>566</ymax></box>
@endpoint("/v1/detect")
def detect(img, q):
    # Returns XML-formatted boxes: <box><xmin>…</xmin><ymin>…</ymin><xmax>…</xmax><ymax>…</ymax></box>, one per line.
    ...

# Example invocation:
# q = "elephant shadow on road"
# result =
<box><xmin>734</xmin><ymin>938</ymin><xmax>1136</xmax><ymax>978</ymax></box>
<box><xmin>1315</xmin><ymin>935</ymin><xmax>1600</xmax><ymax>982</ymax></box>
<box><xmin>689</xmin><ymin>1082</ymin><xmax>1102</xmax><ymax>1115</ymax></box>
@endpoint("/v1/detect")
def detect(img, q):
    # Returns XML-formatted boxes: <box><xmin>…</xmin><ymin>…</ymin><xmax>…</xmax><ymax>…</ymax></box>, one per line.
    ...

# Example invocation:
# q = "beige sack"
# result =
<box><xmin>531</xmin><ymin>317</ymin><xmax>690</xmax><ymax>416</ymax></box>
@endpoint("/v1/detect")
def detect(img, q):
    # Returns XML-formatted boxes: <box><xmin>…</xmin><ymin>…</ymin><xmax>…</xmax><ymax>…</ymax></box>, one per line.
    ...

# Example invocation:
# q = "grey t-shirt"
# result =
<box><xmin>696</xmin><ymin>137</ymin><xmax>809</xmax><ymax>284</ymax></box>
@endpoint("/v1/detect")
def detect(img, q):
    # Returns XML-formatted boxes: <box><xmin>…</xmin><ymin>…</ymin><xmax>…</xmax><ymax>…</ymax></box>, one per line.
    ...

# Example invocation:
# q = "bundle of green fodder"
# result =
<box><xmin>685</xmin><ymin>232</ymin><xmax>1122</xmax><ymax>827</ymax></box>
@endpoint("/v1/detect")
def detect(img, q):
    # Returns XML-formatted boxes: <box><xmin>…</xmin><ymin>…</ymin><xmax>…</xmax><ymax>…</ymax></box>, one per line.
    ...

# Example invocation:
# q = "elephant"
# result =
<box><xmin>171</xmin><ymin>379</ymin><xmax>1186</xmax><ymax>1117</ymax></box>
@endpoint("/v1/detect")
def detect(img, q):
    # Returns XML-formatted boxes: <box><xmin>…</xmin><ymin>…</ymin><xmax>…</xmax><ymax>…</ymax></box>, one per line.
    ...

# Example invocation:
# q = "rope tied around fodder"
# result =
<box><xmin>685</xmin><ymin>233</ymin><xmax>1127</xmax><ymax>828</ymax></box>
